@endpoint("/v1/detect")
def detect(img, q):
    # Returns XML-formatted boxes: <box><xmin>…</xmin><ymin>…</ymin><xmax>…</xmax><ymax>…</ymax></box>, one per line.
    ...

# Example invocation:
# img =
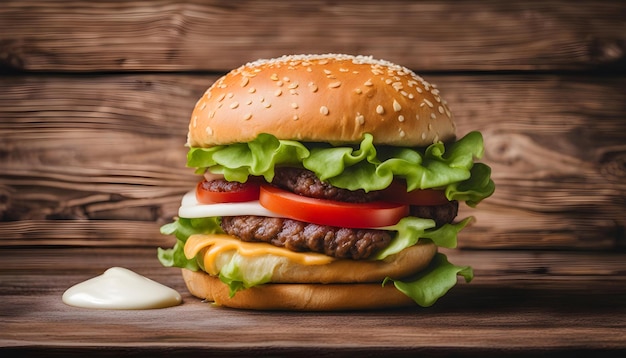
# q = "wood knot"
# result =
<box><xmin>599</xmin><ymin>150</ymin><xmax>626</xmax><ymax>182</ymax></box>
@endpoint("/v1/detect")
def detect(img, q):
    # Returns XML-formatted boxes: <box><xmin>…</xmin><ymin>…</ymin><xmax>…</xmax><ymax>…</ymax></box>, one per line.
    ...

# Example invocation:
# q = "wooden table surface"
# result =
<box><xmin>1</xmin><ymin>1</ymin><xmax>625</xmax><ymax>356</ymax></box>
<box><xmin>1</xmin><ymin>247</ymin><xmax>625</xmax><ymax>357</ymax></box>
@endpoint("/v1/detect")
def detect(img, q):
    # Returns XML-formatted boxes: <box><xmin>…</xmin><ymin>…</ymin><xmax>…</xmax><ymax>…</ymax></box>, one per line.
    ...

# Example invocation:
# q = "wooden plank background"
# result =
<box><xmin>1</xmin><ymin>0</ymin><xmax>625</xmax><ymax>253</ymax></box>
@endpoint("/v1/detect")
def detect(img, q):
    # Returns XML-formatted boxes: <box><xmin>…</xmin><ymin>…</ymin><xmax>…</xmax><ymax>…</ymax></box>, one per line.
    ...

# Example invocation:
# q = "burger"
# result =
<box><xmin>158</xmin><ymin>54</ymin><xmax>495</xmax><ymax>310</ymax></box>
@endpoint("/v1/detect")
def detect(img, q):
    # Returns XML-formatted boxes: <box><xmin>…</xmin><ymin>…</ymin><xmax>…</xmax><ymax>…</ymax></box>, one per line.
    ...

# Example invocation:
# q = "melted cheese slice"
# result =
<box><xmin>184</xmin><ymin>234</ymin><xmax>335</xmax><ymax>275</ymax></box>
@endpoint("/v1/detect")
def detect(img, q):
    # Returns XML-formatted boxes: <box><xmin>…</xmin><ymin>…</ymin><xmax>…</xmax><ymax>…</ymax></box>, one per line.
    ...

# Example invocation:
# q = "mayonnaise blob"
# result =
<box><xmin>62</xmin><ymin>267</ymin><xmax>182</xmax><ymax>310</ymax></box>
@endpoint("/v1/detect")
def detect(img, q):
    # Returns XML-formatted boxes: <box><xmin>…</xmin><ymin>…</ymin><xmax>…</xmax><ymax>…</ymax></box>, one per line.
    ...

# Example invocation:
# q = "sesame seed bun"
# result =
<box><xmin>187</xmin><ymin>54</ymin><xmax>456</xmax><ymax>147</ymax></box>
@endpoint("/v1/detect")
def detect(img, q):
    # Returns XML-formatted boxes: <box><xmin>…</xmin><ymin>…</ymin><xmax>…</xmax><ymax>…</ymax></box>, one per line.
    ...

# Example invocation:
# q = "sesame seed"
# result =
<box><xmin>376</xmin><ymin>105</ymin><xmax>385</xmax><ymax>114</ymax></box>
<box><xmin>318</xmin><ymin>60</ymin><xmax>329</xmax><ymax>65</ymax></box>
<box><xmin>320</xmin><ymin>106</ymin><xmax>329</xmax><ymax>115</ymax></box>
<box><xmin>248</xmin><ymin>87</ymin><xmax>256</xmax><ymax>93</ymax></box>
<box><xmin>192</xmin><ymin>115</ymin><xmax>198</xmax><ymax>128</ymax></box>
<box><xmin>289</xmin><ymin>89</ymin><xmax>298</xmax><ymax>95</ymax></box>
<box><xmin>393</xmin><ymin>100</ymin><xmax>402</xmax><ymax>112</ymax></box>
<box><xmin>288</xmin><ymin>82</ymin><xmax>299</xmax><ymax>89</ymax></box>
<box><xmin>206</xmin><ymin>126</ymin><xmax>213</xmax><ymax>135</ymax></box>
<box><xmin>385</xmin><ymin>79</ymin><xmax>392</xmax><ymax>85</ymax></box>
<box><xmin>356</xmin><ymin>114</ymin><xmax>365</xmax><ymax>125</ymax></box>
<box><xmin>209</xmin><ymin>111</ymin><xmax>215</xmax><ymax>118</ymax></box>
<box><xmin>274</xmin><ymin>89</ymin><xmax>282</xmax><ymax>96</ymax></box>
<box><xmin>276</xmin><ymin>81</ymin><xmax>283</xmax><ymax>87</ymax></box>
<box><xmin>230</xmin><ymin>101</ymin><xmax>239</xmax><ymax>109</ymax></box>
<box><xmin>241</xmin><ymin>77</ymin><xmax>249</xmax><ymax>87</ymax></box>
<box><xmin>364</xmin><ymin>79</ymin><xmax>373</xmax><ymax>87</ymax></box>
<box><xmin>416</xmin><ymin>87</ymin><xmax>423</xmax><ymax>94</ymax></box>
<box><xmin>271</xmin><ymin>74</ymin><xmax>279</xmax><ymax>81</ymax></box>
<box><xmin>438</xmin><ymin>105</ymin><xmax>445</xmax><ymax>114</ymax></box>
<box><xmin>246</xmin><ymin>100</ymin><xmax>252</xmax><ymax>105</ymax></box>
<box><xmin>291</xmin><ymin>102</ymin><xmax>299</xmax><ymax>109</ymax></box>
<box><xmin>227</xmin><ymin>92</ymin><xmax>234</xmax><ymax>99</ymax></box>
<box><xmin>408</xmin><ymin>94</ymin><xmax>414</xmax><ymax>99</ymax></box>
<box><xmin>355</xmin><ymin>88</ymin><xmax>362</xmax><ymax>94</ymax></box>
<box><xmin>372</xmin><ymin>68</ymin><xmax>383</xmax><ymax>75</ymax></box>
<box><xmin>329</xmin><ymin>81</ymin><xmax>342</xmax><ymax>88</ymax></box>
<box><xmin>308</xmin><ymin>82</ymin><xmax>318</xmax><ymax>93</ymax></box>
<box><xmin>424</xmin><ymin>99</ymin><xmax>434</xmax><ymax>108</ymax></box>
<box><xmin>415</xmin><ymin>114</ymin><xmax>420</xmax><ymax>121</ymax></box>
<box><xmin>199</xmin><ymin>102</ymin><xmax>207</xmax><ymax>110</ymax></box>
<box><xmin>433</xmin><ymin>134</ymin><xmax>439</xmax><ymax>143</ymax></box>
<box><xmin>283</xmin><ymin>76</ymin><xmax>290</xmax><ymax>82</ymax></box>
<box><xmin>264</xmin><ymin>102</ymin><xmax>271</xmax><ymax>108</ymax></box>
<box><xmin>339</xmin><ymin>68</ymin><xmax>349</xmax><ymax>72</ymax></box>
<box><xmin>323</xmin><ymin>69</ymin><xmax>332</xmax><ymax>75</ymax></box>
<box><xmin>243</xmin><ymin>113</ymin><xmax>252</xmax><ymax>120</ymax></box>
<box><xmin>306</xmin><ymin>67</ymin><xmax>312</xmax><ymax>72</ymax></box>
<box><xmin>421</xmin><ymin>132</ymin><xmax>427</xmax><ymax>140</ymax></box>
<box><xmin>398</xmin><ymin>115</ymin><xmax>405</xmax><ymax>122</ymax></box>
<box><xmin>428</xmin><ymin>124</ymin><xmax>433</xmax><ymax>131</ymax></box>
<box><xmin>430</xmin><ymin>113</ymin><xmax>436</xmax><ymax>120</ymax></box>
<box><xmin>399</xmin><ymin>130</ymin><xmax>406</xmax><ymax>138</ymax></box>
<box><xmin>217</xmin><ymin>93</ymin><xmax>226</xmax><ymax>102</ymax></box>
<box><xmin>293</xmin><ymin>115</ymin><xmax>299</xmax><ymax>120</ymax></box>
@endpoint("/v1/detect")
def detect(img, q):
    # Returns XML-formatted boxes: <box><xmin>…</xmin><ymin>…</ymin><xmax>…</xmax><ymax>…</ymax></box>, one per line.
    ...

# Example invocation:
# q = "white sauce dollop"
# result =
<box><xmin>62</xmin><ymin>267</ymin><xmax>182</xmax><ymax>309</ymax></box>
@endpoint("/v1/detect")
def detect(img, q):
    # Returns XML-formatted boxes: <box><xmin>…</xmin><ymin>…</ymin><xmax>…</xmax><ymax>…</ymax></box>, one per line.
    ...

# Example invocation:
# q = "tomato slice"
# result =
<box><xmin>195</xmin><ymin>179</ymin><xmax>260</xmax><ymax>204</ymax></box>
<box><xmin>259</xmin><ymin>185</ymin><xmax>409</xmax><ymax>228</ymax></box>
<box><xmin>381</xmin><ymin>180</ymin><xmax>449</xmax><ymax>206</ymax></box>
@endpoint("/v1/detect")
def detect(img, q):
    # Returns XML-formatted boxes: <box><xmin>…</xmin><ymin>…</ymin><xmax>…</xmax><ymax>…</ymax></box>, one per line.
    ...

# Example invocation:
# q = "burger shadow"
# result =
<box><xmin>254</xmin><ymin>284</ymin><xmax>626</xmax><ymax>316</ymax></box>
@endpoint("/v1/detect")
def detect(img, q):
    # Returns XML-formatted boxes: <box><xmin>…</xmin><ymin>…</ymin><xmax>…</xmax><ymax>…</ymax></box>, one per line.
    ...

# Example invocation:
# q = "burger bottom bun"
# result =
<box><xmin>181</xmin><ymin>241</ymin><xmax>437</xmax><ymax>310</ymax></box>
<box><xmin>182</xmin><ymin>268</ymin><xmax>418</xmax><ymax>311</ymax></box>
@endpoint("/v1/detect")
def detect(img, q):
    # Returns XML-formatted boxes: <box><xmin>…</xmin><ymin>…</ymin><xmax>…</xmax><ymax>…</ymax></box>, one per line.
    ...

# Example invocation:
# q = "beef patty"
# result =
<box><xmin>221</xmin><ymin>216</ymin><xmax>391</xmax><ymax>260</ymax></box>
<box><xmin>272</xmin><ymin>167</ymin><xmax>379</xmax><ymax>203</ymax></box>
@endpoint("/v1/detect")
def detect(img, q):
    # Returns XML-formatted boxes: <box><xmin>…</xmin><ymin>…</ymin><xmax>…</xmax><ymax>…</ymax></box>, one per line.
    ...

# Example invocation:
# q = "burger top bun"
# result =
<box><xmin>187</xmin><ymin>54</ymin><xmax>456</xmax><ymax>148</ymax></box>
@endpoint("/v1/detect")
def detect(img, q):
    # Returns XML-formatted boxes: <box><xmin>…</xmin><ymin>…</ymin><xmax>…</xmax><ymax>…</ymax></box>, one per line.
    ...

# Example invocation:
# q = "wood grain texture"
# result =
<box><xmin>0</xmin><ymin>0</ymin><xmax>625</xmax><ymax>72</ymax></box>
<box><xmin>1</xmin><ymin>1</ymin><xmax>625</xmax><ymax>356</ymax></box>
<box><xmin>1</xmin><ymin>74</ymin><xmax>624</xmax><ymax>250</ymax></box>
<box><xmin>0</xmin><ymin>247</ymin><xmax>625</xmax><ymax>357</ymax></box>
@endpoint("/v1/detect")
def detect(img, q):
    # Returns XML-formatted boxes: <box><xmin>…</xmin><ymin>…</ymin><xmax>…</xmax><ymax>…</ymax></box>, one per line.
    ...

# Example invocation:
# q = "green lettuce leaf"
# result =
<box><xmin>187</xmin><ymin>133</ymin><xmax>310</xmax><ymax>182</ymax></box>
<box><xmin>383</xmin><ymin>253</ymin><xmax>474</xmax><ymax>307</ymax></box>
<box><xmin>374</xmin><ymin>217</ymin><xmax>473</xmax><ymax>260</ymax></box>
<box><xmin>157</xmin><ymin>217</ymin><xmax>223</xmax><ymax>271</ymax></box>
<box><xmin>186</xmin><ymin>131</ymin><xmax>494</xmax><ymax>205</ymax></box>
<box><xmin>218</xmin><ymin>253</ymin><xmax>283</xmax><ymax>297</ymax></box>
